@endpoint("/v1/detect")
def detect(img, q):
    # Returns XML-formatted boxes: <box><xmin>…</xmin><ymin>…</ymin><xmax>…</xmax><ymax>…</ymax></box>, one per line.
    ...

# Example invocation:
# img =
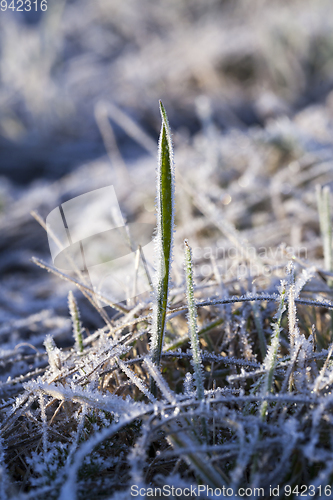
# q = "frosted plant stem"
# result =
<box><xmin>39</xmin><ymin>393</ymin><xmax>48</xmax><ymax>457</ymax></box>
<box><xmin>150</xmin><ymin>101</ymin><xmax>175</xmax><ymax>395</ymax></box>
<box><xmin>316</xmin><ymin>185</ymin><xmax>333</xmax><ymax>283</ymax></box>
<box><xmin>184</xmin><ymin>239</ymin><xmax>208</xmax><ymax>441</ymax></box>
<box><xmin>287</xmin><ymin>262</ymin><xmax>299</xmax><ymax>391</ymax></box>
<box><xmin>316</xmin><ymin>185</ymin><xmax>333</xmax><ymax>337</ymax></box>
<box><xmin>288</xmin><ymin>284</ymin><xmax>296</xmax><ymax>352</ymax></box>
<box><xmin>118</xmin><ymin>358</ymin><xmax>156</xmax><ymax>403</ymax></box>
<box><xmin>260</xmin><ymin>282</ymin><xmax>286</xmax><ymax>420</ymax></box>
<box><xmin>44</xmin><ymin>335</ymin><xmax>62</xmax><ymax>373</ymax></box>
<box><xmin>68</xmin><ymin>291</ymin><xmax>84</xmax><ymax>354</ymax></box>
<box><xmin>184</xmin><ymin>240</ymin><xmax>205</xmax><ymax>401</ymax></box>
<box><xmin>144</xmin><ymin>357</ymin><xmax>176</xmax><ymax>404</ymax></box>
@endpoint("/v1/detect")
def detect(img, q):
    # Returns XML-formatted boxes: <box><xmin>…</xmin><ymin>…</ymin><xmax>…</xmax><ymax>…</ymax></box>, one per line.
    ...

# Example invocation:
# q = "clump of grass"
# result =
<box><xmin>260</xmin><ymin>280</ymin><xmax>286</xmax><ymax>419</ymax></box>
<box><xmin>2</xmin><ymin>102</ymin><xmax>333</xmax><ymax>499</ymax></box>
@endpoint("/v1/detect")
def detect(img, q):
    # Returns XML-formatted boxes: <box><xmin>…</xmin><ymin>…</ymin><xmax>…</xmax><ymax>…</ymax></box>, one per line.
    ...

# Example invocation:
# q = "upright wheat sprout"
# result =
<box><xmin>149</xmin><ymin>101</ymin><xmax>175</xmax><ymax>393</ymax></box>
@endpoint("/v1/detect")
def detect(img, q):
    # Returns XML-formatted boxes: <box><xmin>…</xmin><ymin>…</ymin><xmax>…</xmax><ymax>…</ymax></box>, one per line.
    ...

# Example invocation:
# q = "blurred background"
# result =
<box><xmin>1</xmin><ymin>0</ymin><xmax>333</xmax><ymax>183</ymax></box>
<box><xmin>1</xmin><ymin>0</ymin><xmax>333</xmax><ymax>347</ymax></box>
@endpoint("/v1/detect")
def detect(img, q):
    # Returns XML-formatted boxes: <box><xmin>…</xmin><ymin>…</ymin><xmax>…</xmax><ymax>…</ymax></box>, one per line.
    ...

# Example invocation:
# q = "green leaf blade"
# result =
<box><xmin>150</xmin><ymin>102</ymin><xmax>175</xmax><ymax>386</ymax></box>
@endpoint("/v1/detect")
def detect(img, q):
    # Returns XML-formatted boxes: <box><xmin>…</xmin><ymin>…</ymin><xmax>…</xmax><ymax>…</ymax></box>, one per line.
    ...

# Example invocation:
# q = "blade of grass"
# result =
<box><xmin>184</xmin><ymin>240</ymin><xmax>205</xmax><ymax>401</ymax></box>
<box><xmin>260</xmin><ymin>281</ymin><xmax>286</xmax><ymax>419</ymax></box>
<box><xmin>184</xmin><ymin>239</ymin><xmax>208</xmax><ymax>441</ymax></box>
<box><xmin>316</xmin><ymin>185</ymin><xmax>333</xmax><ymax>283</ymax></box>
<box><xmin>316</xmin><ymin>184</ymin><xmax>333</xmax><ymax>339</ymax></box>
<box><xmin>68</xmin><ymin>291</ymin><xmax>84</xmax><ymax>354</ymax></box>
<box><xmin>150</xmin><ymin>101</ymin><xmax>175</xmax><ymax>395</ymax></box>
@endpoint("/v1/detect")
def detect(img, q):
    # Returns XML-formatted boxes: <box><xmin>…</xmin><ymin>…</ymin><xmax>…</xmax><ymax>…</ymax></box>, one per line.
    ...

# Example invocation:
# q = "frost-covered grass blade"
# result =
<box><xmin>260</xmin><ymin>281</ymin><xmax>286</xmax><ymax>419</ymax></box>
<box><xmin>316</xmin><ymin>185</ymin><xmax>333</xmax><ymax>281</ymax></box>
<box><xmin>68</xmin><ymin>291</ymin><xmax>84</xmax><ymax>354</ymax></box>
<box><xmin>184</xmin><ymin>239</ymin><xmax>205</xmax><ymax>401</ymax></box>
<box><xmin>150</xmin><ymin>101</ymin><xmax>175</xmax><ymax>392</ymax></box>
